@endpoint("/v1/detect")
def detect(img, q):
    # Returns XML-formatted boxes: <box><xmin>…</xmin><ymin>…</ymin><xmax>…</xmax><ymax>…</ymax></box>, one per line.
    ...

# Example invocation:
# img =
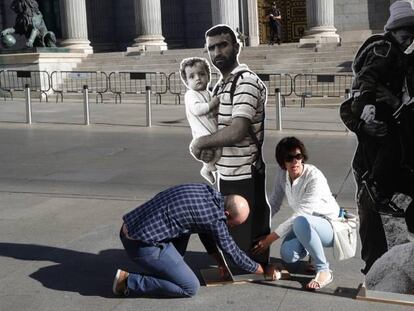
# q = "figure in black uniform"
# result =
<box><xmin>340</xmin><ymin>0</ymin><xmax>414</xmax><ymax>274</ymax></box>
<box><xmin>268</xmin><ymin>2</ymin><xmax>282</xmax><ymax>45</ymax></box>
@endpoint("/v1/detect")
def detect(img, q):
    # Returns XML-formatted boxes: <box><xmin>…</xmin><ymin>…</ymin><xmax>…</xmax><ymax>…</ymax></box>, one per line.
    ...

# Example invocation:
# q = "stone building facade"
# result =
<box><xmin>0</xmin><ymin>0</ymin><xmax>404</xmax><ymax>53</ymax></box>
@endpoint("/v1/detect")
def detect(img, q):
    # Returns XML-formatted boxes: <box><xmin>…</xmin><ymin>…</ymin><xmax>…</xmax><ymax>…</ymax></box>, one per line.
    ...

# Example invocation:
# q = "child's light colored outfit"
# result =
<box><xmin>185</xmin><ymin>89</ymin><xmax>221</xmax><ymax>184</ymax></box>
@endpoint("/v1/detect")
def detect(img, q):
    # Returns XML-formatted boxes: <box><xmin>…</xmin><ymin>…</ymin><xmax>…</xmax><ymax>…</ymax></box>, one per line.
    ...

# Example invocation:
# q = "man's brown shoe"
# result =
<box><xmin>112</xmin><ymin>269</ymin><xmax>129</xmax><ymax>296</ymax></box>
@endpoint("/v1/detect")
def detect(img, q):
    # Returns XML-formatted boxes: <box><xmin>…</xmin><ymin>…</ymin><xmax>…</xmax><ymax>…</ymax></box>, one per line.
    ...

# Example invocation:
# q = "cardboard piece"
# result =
<box><xmin>201</xmin><ymin>259</ymin><xmax>291</xmax><ymax>287</ymax></box>
<box><xmin>200</xmin><ymin>267</ymin><xmax>253</xmax><ymax>286</ymax></box>
<box><xmin>356</xmin><ymin>283</ymin><xmax>414</xmax><ymax>306</ymax></box>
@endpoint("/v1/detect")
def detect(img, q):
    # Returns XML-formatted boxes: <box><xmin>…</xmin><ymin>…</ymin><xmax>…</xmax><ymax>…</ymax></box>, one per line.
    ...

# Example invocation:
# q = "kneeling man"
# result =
<box><xmin>113</xmin><ymin>183</ymin><xmax>275</xmax><ymax>297</ymax></box>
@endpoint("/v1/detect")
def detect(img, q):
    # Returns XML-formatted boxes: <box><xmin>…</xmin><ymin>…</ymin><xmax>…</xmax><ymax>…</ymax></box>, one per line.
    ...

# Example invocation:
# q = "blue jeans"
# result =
<box><xmin>120</xmin><ymin>233</ymin><xmax>200</xmax><ymax>297</ymax></box>
<box><xmin>280</xmin><ymin>215</ymin><xmax>333</xmax><ymax>272</ymax></box>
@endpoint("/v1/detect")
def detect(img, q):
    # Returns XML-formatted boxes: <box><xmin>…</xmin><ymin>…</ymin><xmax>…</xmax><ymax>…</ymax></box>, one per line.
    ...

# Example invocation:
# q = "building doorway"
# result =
<box><xmin>258</xmin><ymin>0</ymin><xmax>307</xmax><ymax>44</ymax></box>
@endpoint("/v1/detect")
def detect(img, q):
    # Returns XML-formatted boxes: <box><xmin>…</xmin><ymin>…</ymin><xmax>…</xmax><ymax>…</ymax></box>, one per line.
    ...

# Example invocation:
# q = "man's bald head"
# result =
<box><xmin>224</xmin><ymin>194</ymin><xmax>250</xmax><ymax>227</ymax></box>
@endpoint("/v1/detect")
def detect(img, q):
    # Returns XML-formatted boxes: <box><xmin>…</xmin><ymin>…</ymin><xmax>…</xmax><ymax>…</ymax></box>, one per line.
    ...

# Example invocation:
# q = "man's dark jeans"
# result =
<box><xmin>120</xmin><ymin>232</ymin><xmax>200</xmax><ymax>297</ymax></box>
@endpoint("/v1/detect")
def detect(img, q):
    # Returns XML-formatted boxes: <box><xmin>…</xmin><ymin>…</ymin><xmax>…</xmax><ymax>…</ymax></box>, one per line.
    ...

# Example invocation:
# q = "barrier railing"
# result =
<box><xmin>257</xmin><ymin>73</ymin><xmax>293</xmax><ymax>97</ymax></box>
<box><xmin>0</xmin><ymin>70</ymin><xmax>51</xmax><ymax>101</ymax></box>
<box><xmin>0</xmin><ymin>70</ymin><xmax>353</xmax><ymax>108</ymax></box>
<box><xmin>168</xmin><ymin>72</ymin><xmax>220</xmax><ymax>105</ymax></box>
<box><xmin>257</xmin><ymin>73</ymin><xmax>293</xmax><ymax>107</ymax></box>
<box><xmin>50</xmin><ymin>71</ymin><xmax>108</xmax><ymax>103</ymax></box>
<box><xmin>293</xmin><ymin>73</ymin><xmax>353</xmax><ymax>107</ymax></box>
<box><xmin>0</xmin><ymin>70</ymin><xmax>5</xmax><ymax>100</ymax></box>
<box><xmin>108</xmin><ymin>71</ymin><xmax>168</xmax><ymax>104</ymax></box>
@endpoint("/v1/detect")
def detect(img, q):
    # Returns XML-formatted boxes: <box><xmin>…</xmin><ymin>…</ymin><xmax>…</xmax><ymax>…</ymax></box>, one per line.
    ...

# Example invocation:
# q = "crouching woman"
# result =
<box><xmin>253</xmin><ymin>136</ymin><xmax>340</xmax><ymax>290</ymax></box>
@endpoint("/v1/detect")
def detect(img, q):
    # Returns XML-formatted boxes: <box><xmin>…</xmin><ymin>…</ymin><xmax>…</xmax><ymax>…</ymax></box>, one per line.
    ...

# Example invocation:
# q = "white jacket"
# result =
<box><xmin>269</xmin><ymin>164</ymin><xmax>340</xmax><ymax>238</ymax></box>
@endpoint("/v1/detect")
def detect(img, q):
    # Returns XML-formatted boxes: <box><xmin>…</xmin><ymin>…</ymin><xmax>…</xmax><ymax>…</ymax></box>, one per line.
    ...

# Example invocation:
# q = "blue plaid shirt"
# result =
<box><xmin>123</xmin><ymin>183</ymin><xmax>258</xmax><ymax>273</ymax></box>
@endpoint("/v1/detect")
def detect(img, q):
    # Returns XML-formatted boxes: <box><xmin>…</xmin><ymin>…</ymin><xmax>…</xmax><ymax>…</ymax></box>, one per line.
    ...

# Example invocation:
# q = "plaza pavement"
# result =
<box><xmin>0</xmin><ymin>99</ymin><xmax>409</xmax><ymax>311</ymax></box>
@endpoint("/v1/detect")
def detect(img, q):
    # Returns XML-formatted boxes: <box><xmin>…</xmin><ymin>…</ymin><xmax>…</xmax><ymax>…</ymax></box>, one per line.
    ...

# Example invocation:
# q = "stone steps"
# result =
<box><xmin>77</xmin><ymin>49</ymin><xmax>359</xmax><ymax>74</ymax></box>
<box><xmin>75</xmin><ymin>65</ymin><xmax>352</xmax><ymax>74</ymax></box>
<box><xmin>82</xmin><ymin>53</ymin><xmax>354</xmax><ymax>67</ymax></box>
<box><xmin>66</xmin><ymin>42</ymin><xmax>362</xmax><ymax>107</ymax></box>
<box><xmin>86</xmin><ymin>49</ymin><xmax>358</xmax><ymax>64</ymax></box>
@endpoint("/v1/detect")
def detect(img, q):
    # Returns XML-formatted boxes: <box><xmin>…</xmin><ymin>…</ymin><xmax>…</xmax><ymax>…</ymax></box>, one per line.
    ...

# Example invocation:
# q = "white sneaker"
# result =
<box><xmin>112</xmin><ymin>269</ymin><xmax>130</xmax><ymax>296</ymax></box>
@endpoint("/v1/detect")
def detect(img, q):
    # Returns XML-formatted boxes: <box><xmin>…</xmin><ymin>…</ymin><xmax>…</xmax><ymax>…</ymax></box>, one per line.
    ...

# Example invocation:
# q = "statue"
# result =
<box><xmin>0</xmin><ymin>0</ymin><xmax>56</xmax><ymax>48</ymax></box>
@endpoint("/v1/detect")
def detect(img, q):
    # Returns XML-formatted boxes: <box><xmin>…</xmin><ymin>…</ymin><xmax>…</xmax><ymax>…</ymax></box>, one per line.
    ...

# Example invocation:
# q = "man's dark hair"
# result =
<box><xmin>205</xmin><ymin>24</ymin><xmax>238</xmax><ymax>44</ymax></box>
<box><xmin>275</xmin><ymin>136</ymin><xmax>309</xmax><ymax>170</ymax></box>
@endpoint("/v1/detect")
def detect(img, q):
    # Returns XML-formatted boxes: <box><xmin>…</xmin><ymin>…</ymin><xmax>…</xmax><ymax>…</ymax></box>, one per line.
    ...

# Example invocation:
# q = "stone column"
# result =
<box><xmin>300</xmin><ymin>0</ymin><xmax>340</xmax><ymax>45</ymax></box>
<box><xmin>247</xmin><ymin>0</ymin><xmax>259</xmax><ymax>46</ymax></box>
<box><xmin>211</xmin><ymin>0</ymin><xmax>240</xmax><ymax>31</ymax></box>
<box><xmin>59</xmin><ymin>0</ymin><xmax>93</xmax><ymax>54</ymax></box>
<box><xmin>128</xmin><ymin>0</ymin><xmax>167</xmax><ymax>53</ymax></box>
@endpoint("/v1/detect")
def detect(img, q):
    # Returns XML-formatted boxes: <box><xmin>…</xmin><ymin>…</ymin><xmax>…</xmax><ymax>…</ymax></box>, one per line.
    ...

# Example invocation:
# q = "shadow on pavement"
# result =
<box><xmin>0</xmin><ymin>243</ymin><xmax>214</xmax><ymax>298</ymax></box>
<box><xmin>0</xmin><ymin>243</ymin><xmax>359</xmax><ymax>299</ymax></box>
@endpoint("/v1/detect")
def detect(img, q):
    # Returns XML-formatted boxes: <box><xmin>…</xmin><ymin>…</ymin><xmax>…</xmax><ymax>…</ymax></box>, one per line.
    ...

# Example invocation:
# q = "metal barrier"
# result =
<box><xmin>257</xmin><ymin>73</ymin><xmax>293</xmax><ymax>97</ymax></box>
<box><xmin>257</xmin><ymin>73</ymin><xmax>293</xmax><ymax>108</ymax></box>
<box><xmin>168</xmin><ymin>72</ymin><xmax>292</xmax><ymax>105</ymax></box>
<box><xmin>108</xmin><ymin>71</ymin><xmax>168</xmax><ymax>104</ymax></box>
<box><xmin>293</xmin><ymin>74</ymin><xmax>353</xmax><ymax>107</ymax></box>
<box><xmin>50</xmin><ymin>71</ymin><xmax>108</xmax><ymax>103</ymax></box>
<box><xmin>0</xmin><ymin>70</ymin><xmax>5</xmax><ymax>100</ymax></box>
<box><xmin>0</xmin><ymin>70</ymin><xmax>51</xmax><ymax>101</ymax></box>
<box><xmin>168</xmin><ymin>72</ymin><xmax>220</xmax><ymax>105</ymax></box>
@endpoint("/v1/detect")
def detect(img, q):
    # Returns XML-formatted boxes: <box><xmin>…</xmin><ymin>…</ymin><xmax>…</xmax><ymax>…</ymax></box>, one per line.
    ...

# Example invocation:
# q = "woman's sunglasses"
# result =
<box><xmin>285</xmin><ymin>153</ymin><xmax>304</xmax><ymax>162</ymax></box>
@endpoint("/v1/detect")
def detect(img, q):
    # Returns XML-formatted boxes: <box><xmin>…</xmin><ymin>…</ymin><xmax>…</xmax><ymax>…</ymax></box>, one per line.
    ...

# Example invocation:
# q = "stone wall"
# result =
<box><xmin>161</xmin><ymin>0</ymin><xmax>185</xmax><ymax>48</ymax></box>
<box><xmin>0</xmin><ymin>0</ymin><xmax>404</xmax><ymax>51</ymax></box>
<box><xmin>183</xmin><ymin>0</ymin><xmax>212</xmax><ymax>48</ymax></box>
<box><xmin>335</xmin><ymin>0</ymin><xmax>390</xmax><ymax>42</ymax></box>
<box><xmin>1</xmin><ymin>0</ymin><xmax>13</xmax><ymax>29</ymax></box>
<box><xmin>86</xmin><ymin>0</ymin><xmax>116</xmax><ymax>52</ymax></box>
<box><xmin>113</xmin><ymin>0</ymin><xmax>136</xmax><ymax>51</ymax></box>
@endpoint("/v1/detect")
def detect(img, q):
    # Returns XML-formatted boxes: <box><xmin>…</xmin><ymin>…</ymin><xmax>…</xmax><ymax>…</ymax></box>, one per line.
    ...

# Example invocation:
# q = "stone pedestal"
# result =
<box><xmin>127</xmin><ymin>0</ymin><xmax>167</xmax><ymax>53</ymax></box>
<box><xmin>59</xmin><ymin>0</ymin><xmax>93</xmax><ymax>54</ymax></box>
<box><xmin>300</xmin><ymin>0</ymin><xmax>340</xmax><ymax>46</ymax></box>
<box><xmin>211</xmin><ymin>0</ymin><xmax>240</xmax><ymax>32</ymax></box>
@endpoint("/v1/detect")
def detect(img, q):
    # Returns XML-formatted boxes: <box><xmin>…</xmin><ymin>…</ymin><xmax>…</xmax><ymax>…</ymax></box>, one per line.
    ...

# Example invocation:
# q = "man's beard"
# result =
<box><xmin>213</xmin><ymin>51</ymin><xmax>238</xmax><ymax>72</ymax></box>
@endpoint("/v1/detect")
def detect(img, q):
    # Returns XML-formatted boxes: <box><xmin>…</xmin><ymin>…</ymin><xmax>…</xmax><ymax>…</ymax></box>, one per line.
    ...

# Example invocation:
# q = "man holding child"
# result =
<box><xmin>191</xmin><ymin>24</ymin><xmax>271</xmax><ymax>267</ymax></box>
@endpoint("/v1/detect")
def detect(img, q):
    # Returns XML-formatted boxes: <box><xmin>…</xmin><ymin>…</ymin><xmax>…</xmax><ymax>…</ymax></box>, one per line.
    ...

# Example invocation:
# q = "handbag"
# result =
<box><xmin>330</xmin><ymin>216</ymin><xmax>358</xmax><ymax>260</ymax></box>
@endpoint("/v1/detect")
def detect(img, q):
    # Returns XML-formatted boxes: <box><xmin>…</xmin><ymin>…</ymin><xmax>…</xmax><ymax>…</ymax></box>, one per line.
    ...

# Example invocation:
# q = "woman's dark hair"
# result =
<box><xmin>275</xmin><ymin>136</ymin><xmax>308</xmax><ymax>169</ymax></box>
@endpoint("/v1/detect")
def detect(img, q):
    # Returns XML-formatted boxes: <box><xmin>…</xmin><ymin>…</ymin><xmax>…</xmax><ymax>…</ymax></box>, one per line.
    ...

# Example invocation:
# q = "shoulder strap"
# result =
<box><xmin>229</xmin><ymin>70</ymin><xmax>251</xmax><ymax>103</ymax></box>
<box><xmin>212</xmin><ymin>83</ymin><xmax>220</xmax><ymax>97</ymax></box>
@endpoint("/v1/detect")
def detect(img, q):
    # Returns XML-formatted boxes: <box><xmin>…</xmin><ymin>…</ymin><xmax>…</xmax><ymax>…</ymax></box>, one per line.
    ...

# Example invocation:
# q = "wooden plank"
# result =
<box><xmin>200</xmin><ymin>268</ymin><xmax>245</xmax><ymax>286</ymax></box>
<box><xmin>200</xmin><ymin>267</ymin><xmax>291</xmax><ymax>286</ymax></box>
<box><xmin>356</xmin><ymin>283</ymin><xmax>414</xmax><ymax>307</ymax></box>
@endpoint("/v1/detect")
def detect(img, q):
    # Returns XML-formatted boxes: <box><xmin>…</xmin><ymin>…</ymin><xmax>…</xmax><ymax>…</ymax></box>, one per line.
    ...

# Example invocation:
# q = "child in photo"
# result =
<box><xmin>180</xmin><ymin>57</ymin><xmax>221</xmax><ymax>184</ymax></box>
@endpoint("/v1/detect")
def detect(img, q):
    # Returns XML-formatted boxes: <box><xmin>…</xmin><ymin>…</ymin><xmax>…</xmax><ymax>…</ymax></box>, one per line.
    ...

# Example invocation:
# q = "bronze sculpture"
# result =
<box><xmin>0</xmin><ymin>0</ymin><xmax>56</xmax><ymax>48</ymax></box>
